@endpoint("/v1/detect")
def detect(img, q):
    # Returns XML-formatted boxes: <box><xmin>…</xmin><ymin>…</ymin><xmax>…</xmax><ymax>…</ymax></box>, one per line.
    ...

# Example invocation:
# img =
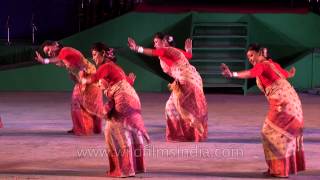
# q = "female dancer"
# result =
<box><xmin>221</xmin><ymin>44</ymin><xmax>305</xmax><ymax>177</ymax></box>
<box><xmin>128</xmin><ymin>32</ymin><xmax>208</xmax><ymax>142</ymax></box>
<box><xmin>82</xmin><ymin>42</ymin><xmax>150</xmax><ymax>177</ymax></box>
<box><xmin>35</xmin><ymin>41</ymin><xmax>103</xmax><ymax>135</ymax></box>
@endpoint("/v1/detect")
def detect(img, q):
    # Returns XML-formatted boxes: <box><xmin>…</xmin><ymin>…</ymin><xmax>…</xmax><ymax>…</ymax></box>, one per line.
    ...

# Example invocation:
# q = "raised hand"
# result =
<box><xmin>184</xmin><ymin>38</ymin><xmax>192</xmax><ymax>53</ymax></box>
<box><xmin>220</xmin><ymin>63</ymin><xmax>232</xmax><ymax>78</ymax></box>
<box><xmin>128</xmin><ymin>37</ymin><xmax>137</xmax><ymax>51</ymax></box>
<box><xmin>127</xmin><ymin>72</ymin><xmax>136</xmax><ymax>86</ymax></box>
<box><xmin>288</xmin><ymin>66</ymin><xmax>296</xmax><ymax>78</ymax></box>
<box><xmin>35</xmin><ymin>51</ymin><xmax>44</xmax><ymax>63</ymax></box>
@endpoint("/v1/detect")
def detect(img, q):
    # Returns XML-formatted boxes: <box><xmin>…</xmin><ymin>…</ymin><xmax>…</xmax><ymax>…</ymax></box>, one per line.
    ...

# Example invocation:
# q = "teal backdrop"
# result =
<box><xmin>0</xmin><ymin>12</ymin><xmax>319</xmax><ymax>92</ymax></box>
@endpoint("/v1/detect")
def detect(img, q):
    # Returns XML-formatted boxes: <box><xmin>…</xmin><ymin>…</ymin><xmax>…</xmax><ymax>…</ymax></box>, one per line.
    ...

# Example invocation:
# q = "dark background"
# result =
<box><xmin>0</xmin><ymin>0</ymin><xmax>79</xmax><ymax>42</ymax></box>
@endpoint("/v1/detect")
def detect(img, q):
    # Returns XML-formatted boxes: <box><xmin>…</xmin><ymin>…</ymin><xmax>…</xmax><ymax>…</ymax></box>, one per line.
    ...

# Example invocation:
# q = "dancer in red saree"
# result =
<box><xmin>221</xmin><ymin>44</ymin><xmax>305</xmax><ymax>177</ymax></box>
<box><xmin>128</xmin><ymin>32</ymin><xmax>208</xmax><ymax>142</ymax></box>
<box><xmin>35</xmin><ymin>41</ymin><xmax>103</xmax><ymax>135</ymax></box>
<box><xmin>82</xmin><ymin>42</ymin><xmax>150</xmax><ymax>177</ymax></box>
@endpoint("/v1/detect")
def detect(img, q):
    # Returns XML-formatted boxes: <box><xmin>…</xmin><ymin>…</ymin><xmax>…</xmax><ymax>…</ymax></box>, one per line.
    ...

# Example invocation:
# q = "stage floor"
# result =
<box><xmin>0</xmin><ymin>92</ymin><xmax>319</xmax><ymax>179</ymax></box>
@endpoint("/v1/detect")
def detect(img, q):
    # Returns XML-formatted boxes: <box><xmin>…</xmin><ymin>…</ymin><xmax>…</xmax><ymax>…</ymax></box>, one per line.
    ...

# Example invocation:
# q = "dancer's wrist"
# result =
<box><xmin>136</xmin><ymin>46</ymin><xmax>144</xmax><ymax>53</ymax></box>
<box><xmin>43</xmin><ymin>58</ymin><xmax>50</xmax><ymax>64</ymax></box>
<box><xmin>232</xmin><ymin>72</ymin><xmax>238</xmax><ymax>78</ymax></box>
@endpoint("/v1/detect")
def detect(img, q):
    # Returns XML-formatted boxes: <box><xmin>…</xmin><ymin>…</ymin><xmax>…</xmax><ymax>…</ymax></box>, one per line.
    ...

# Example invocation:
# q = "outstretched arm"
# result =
<box><xmin>233</xmin><ymin>70</ymin><xmax>252</xmax><ymax>79</ymax></box>
<box><xmin>220</xmin><ymin>63</ymin><xmax>252</xmax><ymax>79</ymax></box>
<box><xmin>35</xmin><ymin>51</ymin><xmax>61</xmax><ymax>64</ymax></box>
<box><xmin>128</xmin><ymin>37</ymin><xmax>156</xmax><ymax>57</ymax></box>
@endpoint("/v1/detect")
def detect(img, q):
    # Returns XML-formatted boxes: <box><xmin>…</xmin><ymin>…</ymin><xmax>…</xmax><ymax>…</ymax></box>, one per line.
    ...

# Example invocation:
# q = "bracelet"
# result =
<box><xmin>137</xmin><ymin>46</ymin><xmax>144</xmax><ymax>53</ymax></box>
<box><xmin>43</xmin><ymin>58</ymin><xmax>50</xmax><ymax>64</ymax></box>
<box><xmin>232</xmin><ymin>72</ymin><xmax>238</xmax><ymax>77</ymax></box>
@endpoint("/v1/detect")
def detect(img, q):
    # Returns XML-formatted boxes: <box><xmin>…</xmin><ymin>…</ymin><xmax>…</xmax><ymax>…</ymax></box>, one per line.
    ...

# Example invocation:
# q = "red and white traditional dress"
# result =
<box><xmin>90</xmin><ymin>61</ymin><xmax>150</xmax><ymax>177</ymax></box>
<box><xmin>249</xmin><ymin>60</ymin><xmax>305</xmax><ymax>177</ymax></box>
<box><xmin>152</xmin><ymin>47</ymin><xmax>208</xmax><ymax>142</ymax></box>
<box><xmin>57</xmin><ymin>47</ymin><xmax>103</xmax><ymax>135</ymax></box>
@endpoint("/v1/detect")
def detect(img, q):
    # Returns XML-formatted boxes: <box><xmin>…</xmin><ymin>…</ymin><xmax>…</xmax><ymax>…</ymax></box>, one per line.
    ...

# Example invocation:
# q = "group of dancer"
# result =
<box><xmin>31</xmin><ymin>31</ymin><xmax>305</xmax><ymax>178</ymax></box>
